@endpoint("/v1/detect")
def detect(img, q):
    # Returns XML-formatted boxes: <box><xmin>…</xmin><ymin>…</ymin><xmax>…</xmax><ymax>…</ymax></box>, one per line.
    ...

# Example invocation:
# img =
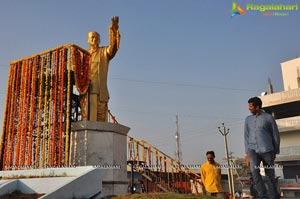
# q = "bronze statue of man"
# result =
<box><xmin>80</xmin><ymin>16</ymin><xmax>120</xmax><ymax>121</ymax></box>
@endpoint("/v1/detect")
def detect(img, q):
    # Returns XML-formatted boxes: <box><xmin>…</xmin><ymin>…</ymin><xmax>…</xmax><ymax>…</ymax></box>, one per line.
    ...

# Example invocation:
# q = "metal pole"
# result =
<box><xmin>218</xmin><ymin>123</ymin><xmax>233</xmax><ymax>195</ymax></box>
<box><xmin>229</xmin><ymin>157</ymin><xmax>235</xmax><ymax>195</ymax></box>
<box><xmin>146</xmin><ymin>169</ymin><xmax>149</xmax><ymax>193</ymax></box>
<box><xmin>131</xmin><ymin>161</ymin><xmax>135</xmax><ymax>194</ymax></box>
<box><xmin>224</xmin><ymin>129</ymin><xmax>233</xmax><ymax>195</ymax></box>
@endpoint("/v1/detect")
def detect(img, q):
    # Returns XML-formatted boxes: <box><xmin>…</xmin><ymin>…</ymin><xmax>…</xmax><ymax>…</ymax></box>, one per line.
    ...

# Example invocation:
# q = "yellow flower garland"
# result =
<box><xmin>35</xmin><ymin>56</ymin><xmax>44</xmax><ymax>169</ymax></box>
<box><xmin>26</xmin><ymin>57</ymin><xmax>37</xmax><ymax>167</ymax></box>
<box><xmin>1</xmin><ymin>44</ymin><xmax>90</xmax><ymax>170</ymax></box>
<box><xmin>4</xmin><ymin>65</ymin><xmax>16</xmax><ymax>169</ymax></box>
<box><xmin>65</xmin><ymin>48</ymin><xmax>72</xmax><ymax>166</ymax></box>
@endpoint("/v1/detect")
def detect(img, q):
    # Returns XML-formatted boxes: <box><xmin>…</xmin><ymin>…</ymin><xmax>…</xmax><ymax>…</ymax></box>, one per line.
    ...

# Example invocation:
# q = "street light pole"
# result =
<box><xmin>218</xmin><ymin>123</ymin><xmax>233</xmax><ymax>196</ymax></box>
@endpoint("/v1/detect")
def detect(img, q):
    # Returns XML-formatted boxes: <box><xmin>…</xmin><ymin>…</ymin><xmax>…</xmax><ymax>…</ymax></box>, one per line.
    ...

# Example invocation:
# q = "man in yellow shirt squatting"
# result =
<box><xmin>200</xmin><ymin>151</ymin><xmax>224</xmax><ymax>198</ymax></box>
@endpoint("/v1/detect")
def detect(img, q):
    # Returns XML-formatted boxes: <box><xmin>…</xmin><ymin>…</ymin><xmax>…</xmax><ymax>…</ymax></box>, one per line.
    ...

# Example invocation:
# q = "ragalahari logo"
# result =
<box><xmin>231</xmin><ymin>2</ymin><xmax>247</xmax><ymax>17</ymax></box>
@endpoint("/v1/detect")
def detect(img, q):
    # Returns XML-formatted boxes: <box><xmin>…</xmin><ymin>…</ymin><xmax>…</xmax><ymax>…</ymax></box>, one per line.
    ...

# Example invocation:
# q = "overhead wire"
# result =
<box><xmin>0</xmin><ymin>65</ymin><xmax>250</xmax><ymax>148</ymax></box>
<box><xmin>111</xmin><ymin>77</ymin><xmax>262</xmax><ymax>92</ymax></box>
<box><xmin>109</xmin><ymin>75</ymin><xmax>252</xmax><ymax>145</ymax></box>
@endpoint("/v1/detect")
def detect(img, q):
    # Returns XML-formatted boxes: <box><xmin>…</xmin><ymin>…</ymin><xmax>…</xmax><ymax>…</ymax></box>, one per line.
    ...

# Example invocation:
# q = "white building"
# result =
<box><xmin>260</xmin><ymin>57</ymin><xmax>300</xmax><ymax>179</ymax></box>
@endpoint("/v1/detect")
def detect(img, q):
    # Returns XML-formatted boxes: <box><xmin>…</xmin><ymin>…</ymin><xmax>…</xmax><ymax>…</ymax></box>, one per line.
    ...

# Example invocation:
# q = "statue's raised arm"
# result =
<box><xmin>107</xmin><ymin>16</ymin><xmax>120</xmax><ymax>58</ymax></box>
<box><xmin>79</xmin><ymin>17</ymin><xmax>121</xmax><ymax>122</ymax></box>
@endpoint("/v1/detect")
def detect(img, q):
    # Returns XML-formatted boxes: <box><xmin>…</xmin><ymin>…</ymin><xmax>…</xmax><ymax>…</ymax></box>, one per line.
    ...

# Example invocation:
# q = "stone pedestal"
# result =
<box><xmin>70</xmin><ymin>121</ymin><xmax>130</xmax><ymax>198</ymax></box>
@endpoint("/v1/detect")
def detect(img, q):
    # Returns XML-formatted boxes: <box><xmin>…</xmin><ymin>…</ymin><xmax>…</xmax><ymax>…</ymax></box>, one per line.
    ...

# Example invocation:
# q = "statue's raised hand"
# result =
<box><xmin>111</xmin><ymin>16</ymin><xmax>119</xmax><ymax>31</ymax></box>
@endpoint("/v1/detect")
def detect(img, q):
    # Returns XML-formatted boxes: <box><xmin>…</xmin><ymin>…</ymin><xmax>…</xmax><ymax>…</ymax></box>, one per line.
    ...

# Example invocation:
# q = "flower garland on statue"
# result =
<box><xmin>47</xmin><ymin>52</ymin><xmax>53</xmax><ymax>167</ymax></box>
<box><xmin>65</xmin><ymin>47</ymin><xmax>72</xmax><ymax>166</ymax></box>
<box><xmin>58</xmin><ymin>48</ymin><xmax>65</xmax><ymax>166</ymax></box>
<box><xmin>51</xmin><ymin>50</ymin><xmax>59</xmax><ymax>166</ymax></box>
<box><xmin>1</xmin><ymin>44</ymin><xmax>90</xmax><ymax>170</ymax></box>
<box><xmin>4</xmin><ymin>65</ymin><xmax>16</xmax><ymax>169</ymax></box>
<box><xmin>35</xmin><ymin>56</ymin><xmax>44</xmax><ymax>169</ymax></box>
<box><xmin>41</xmin><ymin>53</ymin><xmax>50</xmax><ymax>168</ymax></box>
<box><xmin>73</xmin><ymin>47</ymin><xmax>90</xmax><ymax>95</ymax></box>
<box><xmin>14</xmin><ymin>61</ymin><xmax>24</xmax><ymax>168</ymax></box>
<box><xmin>9</xmin><ymin>64</ymin><xmax>18</xmax><ymax>168</ymax></box>
<box><xmin>2</xmin><ymin>65</ymin><xmax>13</xmax><ymax>169</ymax></box>
<box><xmin>27</xmin><ymin>56</ymin><xmax>38</xmax><ymax>167</ymax></box>
<box><xmin>21</xmin><ymin>59</ymin><xmax>31</xmax><ymax>167</ymax></box>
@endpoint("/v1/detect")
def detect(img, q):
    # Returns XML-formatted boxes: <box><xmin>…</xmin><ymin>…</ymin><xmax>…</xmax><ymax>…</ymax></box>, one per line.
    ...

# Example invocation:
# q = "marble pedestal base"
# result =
<box><xmin>70</xmin><ymin>121</ymin><xmax>130</xmax><ymax>198</ymax></box>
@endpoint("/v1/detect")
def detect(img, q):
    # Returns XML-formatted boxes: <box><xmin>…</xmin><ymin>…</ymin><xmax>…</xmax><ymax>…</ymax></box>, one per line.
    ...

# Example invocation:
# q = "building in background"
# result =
<box><xmin>260</xmin><ymin>57</ymin><xmax>300</xmax><ymax>179</ymax></box>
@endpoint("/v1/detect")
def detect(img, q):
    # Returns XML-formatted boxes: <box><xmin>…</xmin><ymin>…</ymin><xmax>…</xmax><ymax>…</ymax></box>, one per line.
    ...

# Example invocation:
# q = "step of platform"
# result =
<box><xmin>0</xmin><ymin>166</ymin><xmax>102</xmax><ymax>199</ymax></box>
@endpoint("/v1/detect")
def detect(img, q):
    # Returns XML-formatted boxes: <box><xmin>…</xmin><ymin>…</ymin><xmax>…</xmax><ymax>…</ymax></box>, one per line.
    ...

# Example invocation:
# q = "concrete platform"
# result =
<box><xmin>0</xmin><ymin>166</ymin><xmax>102</xmax><ymax>199</ymax></box>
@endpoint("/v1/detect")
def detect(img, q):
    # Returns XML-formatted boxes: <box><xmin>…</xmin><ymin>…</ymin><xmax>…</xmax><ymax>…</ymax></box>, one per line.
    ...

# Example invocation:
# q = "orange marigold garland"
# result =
<box><xmin>2</xmin><ymin>65</ymin><xmax>16</xmax><ymax>170</ymax></box>
<box><xmin>41</xmin><ymin>53</ymin><xmax>50</xmax><ymax>168</ymax></box>
<box><xmin>47</xmin><ymin>52</ymin><xmax>53</xmax><ymax>167</ymax></box>
<box><xmin>65</xmin><ymin>48</ymin><xmax>72</xmax><ymax>166</ymax></box>
<box><xmin>51</xmin><ymin>50</ymin><xmax>59</xmax><ymax>166</ymax></box>
<box><xmin>73</xmin><ymin>48</ymin><xmax>90</xmax><ymax>95</ymax></box>
<box><xmin>21</xmin><ymin>59</ymin><xmax>31</xmax><ymax>168</ymax></box>
<box><xmin>14</xmin><ymin>62</ymin><xmax>23</xmax><ymax>169</ymax></box>
<box><xmin>35</xmin><ymin>56</ymin><xmax>44</xmax><ymax>169</ymax></box>
<box><xmin>1</xmin><ymin>44</ymin><xmax>90</xmax><ymax>170</ymax></box>
<box><xmin>27</xmin><ymin>56</ymin><xmax>38</xmax><ymax>167</ymax></box>
<box><xmin>62</xmin><ymin>48</ymin><xmax>68</xmax><ymax>166</ymax></box>
<box><xmin>15</xmin><ymin>60</ymin><xmax>26</xmax><ymax>169</ymax></box>
<box><xmin>7</xmin><ymin>65</ymin><xmax>17</xmax><ymax>169</ymax></box>
<box><xmin>58</xmin><ymin>48</ymin><xmax>65</xmax><ymax>166</ymax></box>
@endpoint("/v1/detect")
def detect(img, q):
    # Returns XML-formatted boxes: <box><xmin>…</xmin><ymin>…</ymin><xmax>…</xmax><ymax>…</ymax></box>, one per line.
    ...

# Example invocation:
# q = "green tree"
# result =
<box><xmin>232</xmin><ymin>157</ymin><xmax>251</xmax><ymax>177</ymax></box>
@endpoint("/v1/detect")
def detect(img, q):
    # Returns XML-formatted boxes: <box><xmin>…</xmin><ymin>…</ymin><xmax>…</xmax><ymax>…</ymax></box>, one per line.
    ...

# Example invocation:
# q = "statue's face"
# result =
<box><xmin>88</xmin><ymin>32</ymin><xmax>100</xmax><ymax>46</ymax></box>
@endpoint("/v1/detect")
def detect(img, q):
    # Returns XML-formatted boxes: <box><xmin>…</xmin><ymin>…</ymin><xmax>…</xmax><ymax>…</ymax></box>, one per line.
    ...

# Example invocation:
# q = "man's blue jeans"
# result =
<box><xmin>249</xmin><ymin>150</ymin><xmax>279</xmax><ymax>199</ymax></box>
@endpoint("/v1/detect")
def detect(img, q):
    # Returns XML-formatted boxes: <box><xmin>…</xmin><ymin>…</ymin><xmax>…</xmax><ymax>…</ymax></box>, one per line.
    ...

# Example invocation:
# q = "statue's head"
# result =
<box><xmin>87</xmin><ymin>31</ymin><xmax>100</xmax><ymax>47</ymax></box>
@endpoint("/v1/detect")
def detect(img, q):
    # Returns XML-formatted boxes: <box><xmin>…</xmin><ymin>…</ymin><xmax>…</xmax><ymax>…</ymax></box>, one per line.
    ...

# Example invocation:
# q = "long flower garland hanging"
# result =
<box><xmin>3</xmin><ymin>65</ymin><xmax>16</xmax><ymax>169</ymax></box>
<box><xmin>21</xmin><ymin>58</ymin><xmax>31</xmax><ymax>167</ymax></box>
<box><xmin>17</xmin><ymin>60</ymin><xmax>24</xmax><ymax>168</ymax></box>
<box><xmin>10</xmin><ymin>62</ymin><xmax>21</xmax><ymax>168</ymax></box>
<box><xmin>27</xmin><ymin>56</ymin><xmax>38</xmax><ymax>167</ymax></box>
<box><xmin>65</xmin><ymin>48</ymin><xmax>73</xmax><ymax>166</ymax></box>
<box><xmin>35</xmin><ymin>55</ymin><xmax>44</xmax><ymax>169</ymax></box>
<box><xmin>51</xmin><ymin>50</ymin><xmax>58</xmax><ymax>166</ymax></box>
<box><xmin>0</xmin><ymin>44</ymin><xmax>90</xmax><ymax>170</ymax></box>
<box><xmin>73</xmin><ymin>47</ymin><xmax>90</xmax><ymax>95</ymax></box>
<box><xmin>58</xmin><ymin>48</ymin><xmax>66</xmax><ymax>166</ymax></box>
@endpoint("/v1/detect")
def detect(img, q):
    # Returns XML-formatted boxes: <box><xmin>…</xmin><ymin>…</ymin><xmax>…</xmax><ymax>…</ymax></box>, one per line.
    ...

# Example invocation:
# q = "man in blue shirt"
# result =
<box><xmin>244</xmin><ymin>97</ymin><xmax>280</xmax><ymax>199</ymax></box>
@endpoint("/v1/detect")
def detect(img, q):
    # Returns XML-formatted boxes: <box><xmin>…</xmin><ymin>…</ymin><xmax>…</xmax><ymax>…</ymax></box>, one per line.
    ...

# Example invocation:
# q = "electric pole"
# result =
<box><xmin>175</xmin><ymin>115</ymin><xmax>182</xmax><ymax>163</ymax></box>
<box><xmin>218</xmin><ymin>123</ymin><xmax>234</xmax><ymax>195</ymax></box>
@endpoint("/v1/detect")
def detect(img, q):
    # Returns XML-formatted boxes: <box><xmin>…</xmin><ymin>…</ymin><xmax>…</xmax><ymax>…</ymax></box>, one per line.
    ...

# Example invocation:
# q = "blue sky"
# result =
<box><xmin>0</xmin><ymin>0</ymin><xmax>299</xmax><ymax>165</ymax></box>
